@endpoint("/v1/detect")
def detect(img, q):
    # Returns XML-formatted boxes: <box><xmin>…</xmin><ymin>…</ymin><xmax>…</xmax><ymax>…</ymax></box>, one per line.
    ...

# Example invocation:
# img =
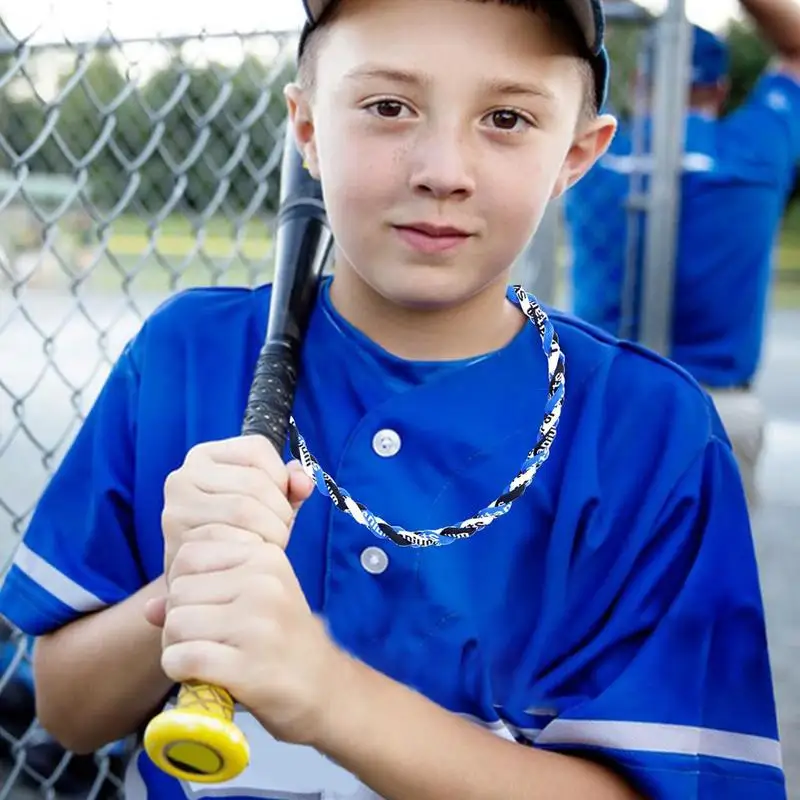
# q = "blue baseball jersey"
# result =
<box><xmin>565</xmin><ymin>70</ymin><xmax>800</xmax><ymax>387</ymax></box>
<box><xmin>0</xmin><ymin>277</ymin><xmax>787</xmax><ymax>799</ymax></box>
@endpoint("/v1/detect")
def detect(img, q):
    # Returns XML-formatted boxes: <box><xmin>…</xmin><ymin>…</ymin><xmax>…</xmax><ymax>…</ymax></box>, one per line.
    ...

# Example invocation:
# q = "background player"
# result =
<box><xmin>0</xmin><ymin>0</ymin><xmax>788</xmax><ymax>798</ymax></box>
<box><xmin>565</xmin><ymin>0</ymin><xmax>800</xmax><ymax>507</ymax></box>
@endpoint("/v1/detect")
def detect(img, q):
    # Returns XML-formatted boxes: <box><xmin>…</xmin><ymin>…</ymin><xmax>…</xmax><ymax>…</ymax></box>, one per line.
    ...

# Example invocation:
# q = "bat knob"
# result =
<box><xmin>143</xmin><ymin>684</ymin><xmax>250</xmax><ymax>784</ymax></box>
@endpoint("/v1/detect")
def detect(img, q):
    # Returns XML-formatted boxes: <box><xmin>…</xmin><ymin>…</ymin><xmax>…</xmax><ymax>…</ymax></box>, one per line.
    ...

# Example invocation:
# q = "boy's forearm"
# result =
<box><xmin>33</xmin><ymin>576</ymin><xmax>174</xmax><ymax>754</ymax></box>
<box><xmin>309</xmin><ymin>655</ymin><xmax>641</xmax><ymax>800</ymax></box>
<box><xmin>741</xmin><ymin>0</ymin><xmax>800</xmax><ymax>57</ymax></box>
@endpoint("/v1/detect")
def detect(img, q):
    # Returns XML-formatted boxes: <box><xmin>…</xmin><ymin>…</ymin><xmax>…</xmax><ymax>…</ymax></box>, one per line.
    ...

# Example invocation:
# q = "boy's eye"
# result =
<box><xmin>486</xmin><ymin>109</ymin><xmax>532</xmax><ymax>132</ymax></box>
<box><xmin>367</xmin><ymin>100</ymin><xmax>409</xmax><ymax>119</ymax></box>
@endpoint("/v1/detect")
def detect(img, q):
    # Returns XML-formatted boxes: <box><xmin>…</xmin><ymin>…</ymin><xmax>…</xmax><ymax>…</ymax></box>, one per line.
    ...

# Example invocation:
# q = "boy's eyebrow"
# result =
<box><xmin>488</xmin><ymin>79</ymin><xmax>556</xmax><ymax>103</ymax></box>
<box><xmin>343</xmin><ymin>65</ymin><xmax>425</xmax><ymax>86</ymax></box>
<box><xmin>343</xmin><ymin>64</ymin><xmax>556</xmax><ymax>102</ymax></box>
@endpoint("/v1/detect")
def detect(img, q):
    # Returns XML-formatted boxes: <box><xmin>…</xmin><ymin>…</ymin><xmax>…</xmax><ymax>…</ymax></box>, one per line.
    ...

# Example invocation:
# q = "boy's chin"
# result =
<box><xmin>366</xmin><ymin>268</ymin><xmax>510</xmax><ymax>312</ymax></box>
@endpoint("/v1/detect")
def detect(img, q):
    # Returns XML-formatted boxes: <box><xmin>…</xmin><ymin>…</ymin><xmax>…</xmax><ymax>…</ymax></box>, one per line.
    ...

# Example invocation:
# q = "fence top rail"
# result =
<box><xmin>0</xmin><ymin>28</ymin><xmax>300</xmax><ymax>56</ymax></box>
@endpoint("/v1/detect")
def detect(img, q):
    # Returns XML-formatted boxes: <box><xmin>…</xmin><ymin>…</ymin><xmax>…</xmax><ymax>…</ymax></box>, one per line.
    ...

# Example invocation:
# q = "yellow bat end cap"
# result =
<box><xmin>143</xmin><ymin>708</ymin><xmax>250</xmax><ymax>784</ymax></box>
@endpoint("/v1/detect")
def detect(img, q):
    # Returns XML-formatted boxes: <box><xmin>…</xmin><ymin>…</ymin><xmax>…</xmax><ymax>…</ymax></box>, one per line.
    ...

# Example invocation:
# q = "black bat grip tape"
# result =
<box><xmin>241</xmin><ymin>344</ymin><xmax>298</xmax><ymax>454</ymax></box>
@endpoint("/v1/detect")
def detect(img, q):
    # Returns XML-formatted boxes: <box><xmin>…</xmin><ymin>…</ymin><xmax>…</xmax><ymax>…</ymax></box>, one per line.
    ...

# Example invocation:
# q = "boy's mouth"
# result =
<box><xmin>392</xmin><ymin>222</ymin><xmax>473</xmax><ymax>255</ymax></box>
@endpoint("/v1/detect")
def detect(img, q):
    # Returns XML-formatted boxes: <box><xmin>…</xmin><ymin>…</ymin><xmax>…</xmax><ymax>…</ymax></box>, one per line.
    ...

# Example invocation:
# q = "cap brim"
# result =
<box><xmin>300</xmin><ymin>0</ymin><xmax>607</xmax><ymax>108</ymax></box>
<box><xmin>303</xmin><ymin>0</ymin><xmax>329</xmax><ymax>22</ymax></box>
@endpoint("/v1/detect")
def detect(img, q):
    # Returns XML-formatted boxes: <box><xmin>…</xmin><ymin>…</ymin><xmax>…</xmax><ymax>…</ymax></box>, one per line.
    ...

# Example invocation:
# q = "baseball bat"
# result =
<box><xmin>142</xmin><ymin>127</ymin><xmax>333</xmax><ymax>784</ymax></box>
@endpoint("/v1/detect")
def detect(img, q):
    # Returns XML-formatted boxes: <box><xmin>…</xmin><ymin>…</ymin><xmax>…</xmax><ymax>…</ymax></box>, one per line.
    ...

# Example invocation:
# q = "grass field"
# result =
<box><xmin>46</xmin><ymin>213</ymin><xmax>278</xmax><ymax>294</ymax></box>
<box><xmin>773</xmin><ymin>205</ymin><xmax>800</xmax><ymax>308</ymax></box>
<box><xmin>778</xmin><ymin>204</ymin><xmax>800</xmax><ymax>276</ymax></box>
<box><xmin>106</xmin><ymin>214</ymin><xmax>274</xmax><ymax>258</ymax></box>
<box><xmin>774</xmin><ymin>282</ymin><xmax>800</xmax><ymax>308</ymax></box>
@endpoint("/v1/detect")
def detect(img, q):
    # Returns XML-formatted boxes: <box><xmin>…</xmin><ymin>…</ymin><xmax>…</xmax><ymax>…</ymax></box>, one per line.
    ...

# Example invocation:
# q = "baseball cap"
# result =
<box><xmin>689</xmin><ymin>25</ymin><xmax>729</xmax><ymax>86</ymax></box>
<box><xmin>641</xmin><ymin>24</ymin><xmax>729</xmax><ymax>87</ymax></box>
<box><xmin>297</xmin><ymin>0</ymin><xmax>611</xmax><ymax>111</ymax></box>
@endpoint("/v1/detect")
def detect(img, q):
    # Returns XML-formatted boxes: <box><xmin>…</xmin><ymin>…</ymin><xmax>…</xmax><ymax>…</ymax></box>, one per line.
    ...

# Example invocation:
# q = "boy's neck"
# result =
<box><xmin>327</xmin><ymin>266</ymin><xmax>526</xmax><ymax>362</ymax></box>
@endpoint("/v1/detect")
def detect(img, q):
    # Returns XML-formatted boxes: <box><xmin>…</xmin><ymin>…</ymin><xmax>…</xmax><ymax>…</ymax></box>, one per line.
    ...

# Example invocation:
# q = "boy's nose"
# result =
<box><xmin>408</xmin><ymin>130</ymin><xmax>476</xmax><ymax>201</ymax></box>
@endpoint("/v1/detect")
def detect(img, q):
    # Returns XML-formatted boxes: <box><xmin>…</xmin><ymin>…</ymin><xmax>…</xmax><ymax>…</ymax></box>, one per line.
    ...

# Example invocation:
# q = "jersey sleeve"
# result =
<box><xmin>0</xmin><ymin>336</ymin><xmax>146</xmax><ymax>637</ymax></box>
<box><xmin>722</xmin><ymin>69</ymin><xmax>800</xmax><ymax>177</ymax></box>
<box><xmin>527</xmin><ymin>435</ymin><xmax>786</xmax><ymax>798</ymax></box>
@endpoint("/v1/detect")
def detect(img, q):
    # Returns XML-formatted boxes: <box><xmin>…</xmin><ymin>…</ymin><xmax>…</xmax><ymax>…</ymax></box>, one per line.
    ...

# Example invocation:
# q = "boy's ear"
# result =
<box><xmin>550</xmin><ymin>113</ymin><xmax>617</xmax><ymax>200</ymax></box>
<box><xmin>284</xmin><ymin>83</ymin><xmax>320</xmax><ymax>179</ymax></box>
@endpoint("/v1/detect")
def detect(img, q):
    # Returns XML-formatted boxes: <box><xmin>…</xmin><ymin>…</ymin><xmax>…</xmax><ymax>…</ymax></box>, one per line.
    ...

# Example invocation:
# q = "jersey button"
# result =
<box><xmin>372</xmin><ymin>428</ymin><xmax>401</xmax><ymax>457</ymax></box>
<box><xmin>360</xmin><ymin>546</ymin><xmax>389</xmax><ymax>575</ymax></box>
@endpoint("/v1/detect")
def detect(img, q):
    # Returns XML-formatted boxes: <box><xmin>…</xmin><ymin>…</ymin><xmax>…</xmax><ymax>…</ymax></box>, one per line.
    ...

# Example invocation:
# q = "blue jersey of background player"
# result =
<box><xmin>0</xmin><ymin>1</ymin><xmax>787</xmax><ymax>798</ymax></box>
<box><xmin>564</xmin><ymin>0</ymin><xmax>800</xmax><ymax>506</ymax></box>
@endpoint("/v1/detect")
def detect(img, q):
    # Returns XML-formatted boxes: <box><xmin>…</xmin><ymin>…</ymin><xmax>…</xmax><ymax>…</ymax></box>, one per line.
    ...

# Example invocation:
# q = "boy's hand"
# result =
<box><xmin>151</xmin><ymin>534</ymin><xmax>344</xmax><ymax>746</ymax></box>
<box><xmin>147</xmin><ymin>435</ymin><xmax>345</xmax><ymax>744</ymax></box>
<box><xmin>160</xmin><ymin>436</ymin><xmax>312</xmax><ymax>581</ymax></box>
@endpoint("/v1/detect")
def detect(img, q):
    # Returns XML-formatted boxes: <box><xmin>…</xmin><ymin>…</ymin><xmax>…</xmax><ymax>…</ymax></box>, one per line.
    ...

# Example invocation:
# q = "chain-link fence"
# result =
<box><xmin>0</xmin><ymin>6</ymin><xmax>660</xmax><ymax>798</ymax></box>
<box><xmin>0</xmin><ymin>19</ymin><xmax>308</xmax><ymax>797</ymax></box>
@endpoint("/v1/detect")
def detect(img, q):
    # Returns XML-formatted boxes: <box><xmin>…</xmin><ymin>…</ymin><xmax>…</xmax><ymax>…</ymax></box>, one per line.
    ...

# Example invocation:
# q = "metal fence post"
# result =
<box><xmin>638</xmin><ymin>0</ymin><xmax>692</xmax><ymax>355</ymax></box>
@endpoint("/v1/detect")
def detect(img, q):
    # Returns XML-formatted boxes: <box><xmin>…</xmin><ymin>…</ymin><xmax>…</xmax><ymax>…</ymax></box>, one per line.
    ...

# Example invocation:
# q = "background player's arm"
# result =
<box><xmin>740</xmin><ymin>0</ymin><xmax>800</xmax><ymax>73</ymax></box>
<box><xmin>33</xmin><ymin>575</ymin><xmax>174</xmax><ymax>754</ymax></box>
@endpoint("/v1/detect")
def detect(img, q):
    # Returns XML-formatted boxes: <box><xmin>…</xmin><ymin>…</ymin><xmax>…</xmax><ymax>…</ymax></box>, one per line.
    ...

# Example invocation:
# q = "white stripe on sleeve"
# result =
<box><xmin>535</xmin><ymin>719</ymin><xmax>783</xmax><ymax>770</ymax></box>
<box><xmin>13</xmin><ymin>542</ymin><xmax>106</xmax><ymax>614</ymax></box>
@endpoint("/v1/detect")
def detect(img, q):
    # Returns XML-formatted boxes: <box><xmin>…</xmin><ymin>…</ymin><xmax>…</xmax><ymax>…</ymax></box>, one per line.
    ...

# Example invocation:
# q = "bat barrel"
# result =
<box><xmin>243</xmin><ymin>198</ymin><xmax>333</xmax><ymax>450</ymax></box>
<box><xmin>265</xmin><ymin>203</ymin><xmax>333</xmax><ymax>352</ymax></box>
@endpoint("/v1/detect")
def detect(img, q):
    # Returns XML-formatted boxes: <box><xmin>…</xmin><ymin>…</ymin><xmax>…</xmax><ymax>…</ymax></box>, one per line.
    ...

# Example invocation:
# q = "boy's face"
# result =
<box><xmin>287</xmin><ymin>0</ymin><xmax>615</xmax><ymax>311</ymax></box>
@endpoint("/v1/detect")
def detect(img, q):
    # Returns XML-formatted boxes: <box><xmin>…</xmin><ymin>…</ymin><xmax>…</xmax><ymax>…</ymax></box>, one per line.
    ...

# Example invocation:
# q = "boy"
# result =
<box><xmin>564</xmin><ymin>1</ymin><xmax>800</xmax><ymax>507</ymax></box>
<box><xmin>0</xmin><ymin>0</ymin><xmax>788</xmax><ymax>798</ymax></box>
